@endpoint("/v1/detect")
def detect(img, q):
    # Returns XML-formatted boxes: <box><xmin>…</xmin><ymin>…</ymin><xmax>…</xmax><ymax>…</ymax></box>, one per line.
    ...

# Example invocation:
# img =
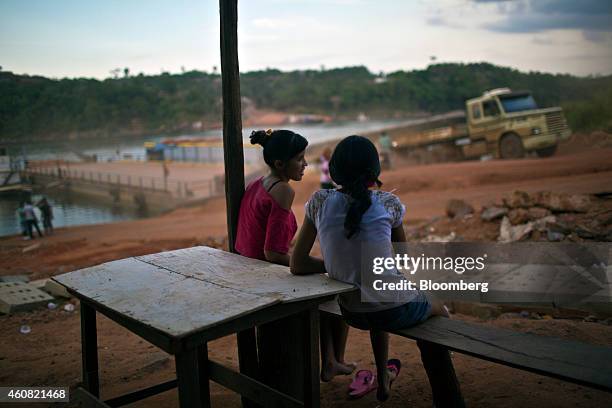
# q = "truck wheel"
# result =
<box><xmin>499</xmin><ymin>133</ymin><xmax>524</xmax><ymax>159</ymax></box>
<box><xmin>536</xmin><ymin>144</ymin><xmax>557</xmax><ymax>158</ymax></box>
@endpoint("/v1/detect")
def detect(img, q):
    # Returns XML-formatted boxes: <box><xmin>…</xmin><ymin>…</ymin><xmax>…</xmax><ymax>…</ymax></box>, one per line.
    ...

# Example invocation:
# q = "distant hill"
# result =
<box><xmin>1</xmin><ymin>62</ymin><xmax>611</xmax><ymax>142</ymax></box>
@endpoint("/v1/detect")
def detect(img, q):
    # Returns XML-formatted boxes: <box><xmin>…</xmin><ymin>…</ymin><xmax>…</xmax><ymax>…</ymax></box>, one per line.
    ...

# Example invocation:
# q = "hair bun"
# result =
<box><xmin>250</xmin><ymin>130</ymin><xmax>269</xmax><ymax>146</ymax></box>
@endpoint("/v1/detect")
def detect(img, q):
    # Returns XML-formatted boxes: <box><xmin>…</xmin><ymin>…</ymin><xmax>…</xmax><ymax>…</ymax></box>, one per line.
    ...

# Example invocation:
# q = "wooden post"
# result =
<box><xmin>219</xmin><ymin>0</ymin><xmax>245</xmax><ymax>253</ymax></box>
<box><xmin>219</xmin><ymin>3</ymin><xmax>259</xmax><ymax>408</ymax></box>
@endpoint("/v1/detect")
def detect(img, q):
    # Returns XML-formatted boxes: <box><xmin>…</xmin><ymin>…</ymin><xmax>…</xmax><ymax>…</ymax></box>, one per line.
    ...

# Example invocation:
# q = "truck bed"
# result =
<box><xmin>388</xmin><ymin>111</ymin><xmax>468</xmax><ymax>149</ymax></box>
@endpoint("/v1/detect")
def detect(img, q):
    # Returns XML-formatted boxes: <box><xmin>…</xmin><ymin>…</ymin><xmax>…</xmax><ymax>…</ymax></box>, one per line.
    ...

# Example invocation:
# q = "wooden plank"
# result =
<box><xmin>318</xmin><ymin>299</ymin><xmax>341</xmax><ymax>315</ymax></box>
<box><xmin>54</xmin><ymin>258</ymin><xmax>280</xmax><ymax>339</ymax></box>
<box><xmin>137</xmin><ymin>246</ymin><xmax>355</xmax><ymax>302</ymax></box>
<box><xmin>79</xmin><ymin>297</ymin><xmax>175</xmax><ymax>353</ymax></box>
<box><xmin>208</xmin><ymin>359</ymin><xmax>303</xmax><ymax>408</ymax></box>
<box><xmin>183</xmin><ymin>296</ymin><xmax>337</xmax><ymax>349</ymax></box>
<box><xmin>219</xmin><ymin>0</ymin><xmax>244</xmax><ymax>253</ymax></box>
<box><xmin>395</xmin><ymin>317</ymin><xmax>612</xmax><ymax>392</ymax></box>
<box><xmin>320</xmin><ymin>304</ymin><xmax>612</xmax><ymax>391</ymax></box>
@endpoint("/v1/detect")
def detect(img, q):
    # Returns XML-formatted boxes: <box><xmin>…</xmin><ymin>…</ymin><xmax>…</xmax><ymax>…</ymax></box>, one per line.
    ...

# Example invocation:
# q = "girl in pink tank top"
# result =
<box><xmin>236</xmin><ymin>129</ymin><xmax>307</xmax><ymax>265</ymax></box>
<box><xmin>236</xmin><ymin>129</ymin><xmax>355</xmax><ymax>383</ymax></box>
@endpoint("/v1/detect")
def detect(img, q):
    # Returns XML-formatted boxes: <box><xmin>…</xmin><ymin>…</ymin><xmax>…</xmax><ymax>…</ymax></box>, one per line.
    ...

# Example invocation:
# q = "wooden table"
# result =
<box><xmin>53</xmin><ymin>246</ymin><xmax>354</xmax><ymax>408</ymax></box>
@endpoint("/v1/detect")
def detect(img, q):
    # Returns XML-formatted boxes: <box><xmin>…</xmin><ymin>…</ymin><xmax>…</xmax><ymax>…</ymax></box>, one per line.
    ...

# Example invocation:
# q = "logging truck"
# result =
<box><xmin>389</xmin><ymin>88</ymin><xmax>571</xmax><ymax>159</ymax></box>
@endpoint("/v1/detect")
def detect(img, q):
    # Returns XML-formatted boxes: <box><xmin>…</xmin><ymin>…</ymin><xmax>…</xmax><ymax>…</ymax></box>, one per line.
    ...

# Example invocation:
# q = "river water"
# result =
<box><xmin>0</xmin><ymin>119</ymin><xmax>412</xmax><ymax>237</ymax></box>
<box><xmin>1</xmin><ymin>191</ymin><xmax>146</xmax><ymax>238</ymax></box>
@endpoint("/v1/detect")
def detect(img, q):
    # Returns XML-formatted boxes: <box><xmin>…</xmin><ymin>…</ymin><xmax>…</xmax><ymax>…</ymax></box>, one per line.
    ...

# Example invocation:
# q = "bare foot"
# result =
<box><xmin>376</xmin><ymin>368</ymin><xmax>396</xmax><ymax>402</ymax></box>
<box><xmin>320</xmin><ymin>361</ymin><xmax>356</xmax><ymax>382</ymax></box>
<box><xmin>339</xmin><ymin>360</ymin><xmax>357</xmax><ymax>372</ymax></box>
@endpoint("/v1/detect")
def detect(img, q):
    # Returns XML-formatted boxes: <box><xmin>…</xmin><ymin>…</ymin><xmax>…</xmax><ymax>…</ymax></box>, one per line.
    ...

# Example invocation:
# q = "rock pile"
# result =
<box><xmin>479</xmin><ymin>191</ymin><xmax>612</xmax><ymax>243</ymax></box>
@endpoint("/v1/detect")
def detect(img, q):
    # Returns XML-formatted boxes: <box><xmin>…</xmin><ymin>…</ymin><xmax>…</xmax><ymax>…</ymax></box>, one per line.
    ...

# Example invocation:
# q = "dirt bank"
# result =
<box><xmin>3</xmin><ymin>147</ymin><xmax>610</xmax><ymax>281</ymax></box>
<box><xmin>1</xmin><ymin>144</ymin><xmax>611</xmax><ymax>407</ymax></box>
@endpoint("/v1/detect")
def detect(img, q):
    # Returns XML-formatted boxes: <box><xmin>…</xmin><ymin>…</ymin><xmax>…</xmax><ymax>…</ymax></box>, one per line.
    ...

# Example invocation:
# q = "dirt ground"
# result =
<box><xmin>1</xmin><ymin>136</ymin><xmax>612</xmax><ymax>407</ymax></box>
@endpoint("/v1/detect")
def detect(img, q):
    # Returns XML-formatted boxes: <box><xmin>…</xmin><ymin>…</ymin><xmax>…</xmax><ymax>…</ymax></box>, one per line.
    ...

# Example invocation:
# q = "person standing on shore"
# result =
<box><xmin>23</xmin><ymin>200</ymin><xmax>43</xmax><ymax>239</ymax></box>
<box><xmin>16</xmin><ymin>202</ymin><xmax>27</xmax><ymax>238</ymax></box>
<box><xmin>378</xmin><ymin>131</ymin><xmax>393</xmax><ymax>170</ymax></box>
<box><xmin>319</xmin><ymin>147</ymin><xmax>335</xmax><ymax>189</ymax></box>
<box><xmin>37</xmin><ymin>197</ymin><xmax>54</xmax><ymax>235</ymax></box>
<box><xmin>162</xmin><ymin>161</ymin><xmax>170</xmax><ymax>190</ymax></box>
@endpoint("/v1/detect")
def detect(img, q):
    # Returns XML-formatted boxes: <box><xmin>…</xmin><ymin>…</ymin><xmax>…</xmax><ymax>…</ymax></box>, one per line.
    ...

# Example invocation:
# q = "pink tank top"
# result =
<box><xmin>235</xmin><ymin>178</ymin><xmax>298</xmax><ymax>260</ymax></box>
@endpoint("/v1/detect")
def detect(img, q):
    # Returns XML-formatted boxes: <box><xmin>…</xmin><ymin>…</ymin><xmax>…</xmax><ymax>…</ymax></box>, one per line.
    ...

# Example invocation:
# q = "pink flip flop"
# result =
<box><xmin>387</xmin><ymin>359</ymin><xmax>402</xmax><ymax>386</ymax></box>
<box><xmin>348</xmin><ymin>369</ymin><xmax>377</xmax><ymax>398</ymax></box>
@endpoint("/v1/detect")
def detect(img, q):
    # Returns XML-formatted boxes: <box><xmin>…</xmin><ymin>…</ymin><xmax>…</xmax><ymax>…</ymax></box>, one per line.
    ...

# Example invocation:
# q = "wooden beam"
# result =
<box><xmin>219</xmin><ymin>0</ymin><xmax>245</xmax><ymax>253</ymax></box>
<box><xmin>104</xmin><ymin>380</ymin><xmax>177</xmax><ymax>407</ymax></box>
<box><xmin>208</xmin><ymin>359</ymin><xmax>303</xmax><ymax>408</ymax></box>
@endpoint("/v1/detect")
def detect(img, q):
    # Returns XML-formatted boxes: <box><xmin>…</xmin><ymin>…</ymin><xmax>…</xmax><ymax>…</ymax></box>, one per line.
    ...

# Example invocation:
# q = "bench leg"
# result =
<box><xmin>175</xmin><ymin>344</ymin><xmax>211</xmax><ymax>408</ymax></box>
<box><xmin>418</xmin><ymin>340</ymin><xmax>465</xmax><ymax>408</ymax></box>
<box><xmin>80</xmin><ymin>303</ymin><xmax>100</xmax><ymax>398</ymax></box>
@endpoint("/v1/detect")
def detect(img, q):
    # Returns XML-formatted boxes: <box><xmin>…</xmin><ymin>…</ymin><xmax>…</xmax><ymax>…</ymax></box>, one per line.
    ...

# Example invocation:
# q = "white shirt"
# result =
<box><xmin>306</xmin><ymin>189</ymin><xmax>416</xmax><ymax>312</ymax></box>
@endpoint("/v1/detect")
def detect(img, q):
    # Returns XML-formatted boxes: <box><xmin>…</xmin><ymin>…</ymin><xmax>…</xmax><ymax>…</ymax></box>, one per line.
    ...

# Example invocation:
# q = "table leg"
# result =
<box><xmin>258</xmin><ymin>307</ymin><xmax>321</xmax><ymax>406</ymax></box>
<box><xmin>303</xmin><ymin>307</ymin><xmax>320</xmax><ymax>408</ymax></box>
<box><xmin>175</xmin><ymin>344</ymin><xmax>211</xmax><ymax>408</ymax></box>
<box><xmin>80</xmin><ymin>302</ymin><xmax>99</xmax><ymax>398</ymax></box>
<box><xmin>237</xmin><ymin>328</ymin><xmax>261</xmax><ymax>408</ymax></box>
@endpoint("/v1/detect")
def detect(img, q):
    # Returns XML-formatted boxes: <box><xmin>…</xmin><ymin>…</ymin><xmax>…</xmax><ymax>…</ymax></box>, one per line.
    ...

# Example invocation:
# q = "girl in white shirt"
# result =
<box><xmin>291</xmin><ymin>135</ymin><xmax>449</xmax><ymax>402</ymax></box>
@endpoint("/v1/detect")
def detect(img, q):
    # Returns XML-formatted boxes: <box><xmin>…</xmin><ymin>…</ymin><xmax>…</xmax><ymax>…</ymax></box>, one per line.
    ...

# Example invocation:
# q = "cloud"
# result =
<box><xmin>531</xmin><ymin>36</ymin><xmax>555</xmax><ymax>46</ymax></box>
<box><xmin>582</xmin><ymin>30</ymin><xmax>612</xmax><ymax>43</ymax></box>
<box><xmin>486</xmin><ymin>14</ymin><xmax>612</xmax><ymax>33</ymax></box>
<box><xmin>531</xmin><ymin>0</ymin><xmax>612</xmax><ymax>16</ymax></box>
<box><xmin>426</xmin><ymin>16</ymin><xmax>465</xmax><ymax>29</ymax></box>
<box><xmin>472</xmin><ymin>0</ymin><xmax>612</xmax><ymax>39</ymax></box>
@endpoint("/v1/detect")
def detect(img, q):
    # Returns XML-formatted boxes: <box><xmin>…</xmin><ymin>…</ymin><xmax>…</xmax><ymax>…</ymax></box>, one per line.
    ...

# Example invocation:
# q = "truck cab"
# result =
<box><xmin>465</xmin><ymin>88</ymin><xmax>571</xmax><ymax>159</ymax></box>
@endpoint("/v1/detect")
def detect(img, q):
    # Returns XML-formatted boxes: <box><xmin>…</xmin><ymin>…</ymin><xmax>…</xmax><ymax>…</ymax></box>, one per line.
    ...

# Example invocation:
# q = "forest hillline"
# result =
<box><xmin>1</xmin><ymin>62</ymin><xmax>611</xmax><ymax>142</ymax></box>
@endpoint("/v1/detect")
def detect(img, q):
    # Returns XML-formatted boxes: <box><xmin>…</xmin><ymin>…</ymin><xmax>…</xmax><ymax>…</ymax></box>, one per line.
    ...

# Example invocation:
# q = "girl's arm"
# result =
<box><xmin>264</xmin><ymin>250</ymin><xmax>290</xmax><ymax>266</ymax></box>
<box><xmin>391</xmin><ymin>222</ymin><xmax>407</xmax><ymax>242</ymax></box>
<box><xmin>264</xmin><ymin>182</ymin><xmax>295</xmax><ymax>266</ymax></box>
<box><xmin>290</xmin><ymin>216</ymin><xmax>326</xmax><ymax>275</ymax></box>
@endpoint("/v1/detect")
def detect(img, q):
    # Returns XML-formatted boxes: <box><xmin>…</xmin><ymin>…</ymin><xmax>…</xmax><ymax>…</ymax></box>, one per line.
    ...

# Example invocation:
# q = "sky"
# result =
<box><xmin>1</xmin><ymin>0</ymin><xmax>611</xmax><ymax>79</ymax></box>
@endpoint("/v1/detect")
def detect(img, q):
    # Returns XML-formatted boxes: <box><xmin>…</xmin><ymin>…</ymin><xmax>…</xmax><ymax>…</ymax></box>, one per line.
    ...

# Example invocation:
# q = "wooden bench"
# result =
<box><xmin>320</xmin><ymin>300</ymin><xmax>612</xmax><ymax>405</ymax></box>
